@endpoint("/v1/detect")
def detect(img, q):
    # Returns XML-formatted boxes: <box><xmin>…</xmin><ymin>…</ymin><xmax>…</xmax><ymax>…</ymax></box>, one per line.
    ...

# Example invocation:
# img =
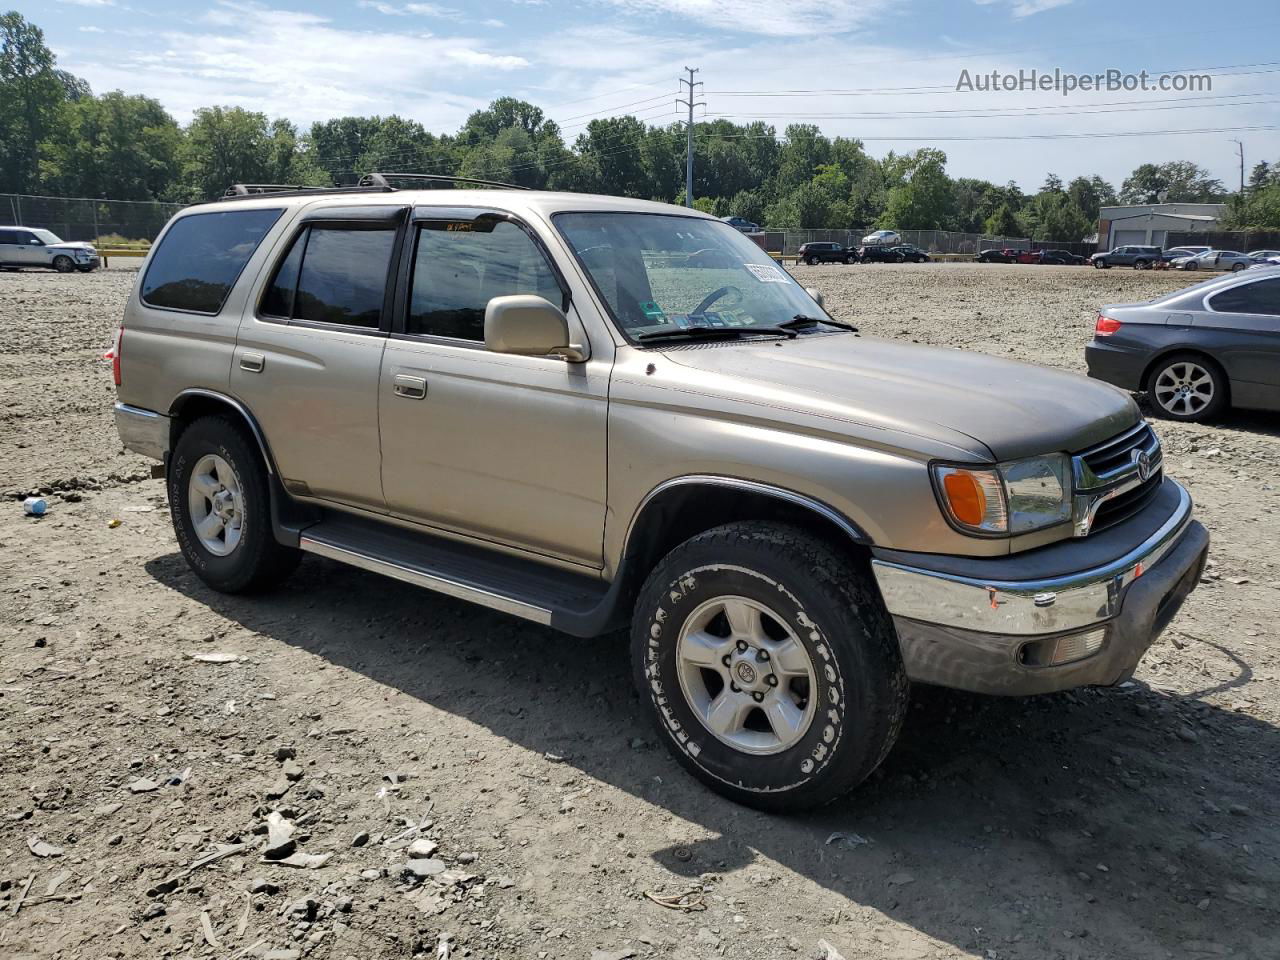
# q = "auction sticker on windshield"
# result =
<box><xmin>743</xmin><ymin>262</ymin><xmax>790</xmax><ymax>283</ymax></box>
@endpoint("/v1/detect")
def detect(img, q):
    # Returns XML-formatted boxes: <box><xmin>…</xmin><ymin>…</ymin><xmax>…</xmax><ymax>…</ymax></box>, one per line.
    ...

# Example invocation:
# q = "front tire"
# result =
<box><xmin>53</xmin><ymin>255</ymin><xmax>75</xmax><ymax>273</ymax></box>
<box><xmin>169</xmin><ymin>415</ymin><xmax>300</xmax><ymax>593</ymax></box>
<box><xmin>632</xmin><ymin>522</ymin><xmax>908</xmax><ymax>812</ymax></box>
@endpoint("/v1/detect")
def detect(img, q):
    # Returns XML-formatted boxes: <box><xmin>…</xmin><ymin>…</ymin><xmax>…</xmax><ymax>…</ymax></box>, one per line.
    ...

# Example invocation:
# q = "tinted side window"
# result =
<box><xmin>408</xmin><ymin>220</ymin><xmax>562</xmax><ymax>341</ymax></box>
<box><xmin>260</xmin><ymin>230</ymin><xmax>306</xmax><ymax>319</ymax></box>
<box><xmin>294</xmin><ymin>228</ymin><xmax>394</xmax><ymax>327</ymax></box>
<box><xmin>0</xmin><ymin>229</ymin><xmax>15</xmax><ymax>244</ymax></box>
<box><xmin>1209</xmin><ymin>278</ymin><xmax>1280</xmax><ymax>316</ymax></box>
<box><xmin>142</xmin><ymin>208</ymin><xmax>282</xmax><ymax>314</ymax></box>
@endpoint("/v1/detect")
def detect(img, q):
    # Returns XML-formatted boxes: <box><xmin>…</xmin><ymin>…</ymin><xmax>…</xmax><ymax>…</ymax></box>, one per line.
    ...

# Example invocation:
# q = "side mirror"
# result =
<box><xmin>484</xmin><ymin>295</ymin><xmax>585</xmax><ymax>362</ymax></box>
<box><xmin>804</xmin><ymin>287</ymin><xmax>825</xmax><ymax>308</ymax></box>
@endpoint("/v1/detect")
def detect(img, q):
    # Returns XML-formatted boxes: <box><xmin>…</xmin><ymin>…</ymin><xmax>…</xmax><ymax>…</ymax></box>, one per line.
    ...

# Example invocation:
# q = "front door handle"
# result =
<box><xmin>240</xmin><ymin>353</ymin><xmax>265</xmax><ymax>373</ymax></box>
<box><xmin>393</xmin><ymin>374</ymin><xmax>427</xmax><ymax>399</ymax></box>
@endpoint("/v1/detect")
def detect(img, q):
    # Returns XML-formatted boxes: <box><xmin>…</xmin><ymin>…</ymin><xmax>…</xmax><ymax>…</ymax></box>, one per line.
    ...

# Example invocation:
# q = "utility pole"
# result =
<box><xmin>1230</xmin><ymin>139</ymin><xmax>1245</xmax><ymax>193</ymax></box>
<box><xmin>677</xmin><ymin>67</ymin><xmax>703</xmax><ymax>208</ymax></box>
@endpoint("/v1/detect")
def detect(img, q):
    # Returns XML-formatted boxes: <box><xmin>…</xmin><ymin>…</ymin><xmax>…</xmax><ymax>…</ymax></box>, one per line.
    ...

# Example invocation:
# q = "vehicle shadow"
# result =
<box><xmin>146</xmin><ymin>552</ymin><xmax>1278</xmax><ymax>958</ymax></box>
<box><xmin>1135</xmin><ymin>395</ymin><xmax>1280</xmax><ymax>440</ymax></box>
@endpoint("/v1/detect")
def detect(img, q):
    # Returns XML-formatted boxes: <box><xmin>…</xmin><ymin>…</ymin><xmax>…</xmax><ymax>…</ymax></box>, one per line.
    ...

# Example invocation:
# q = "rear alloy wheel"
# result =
<box><xmin>53</xmin><ymin>255</ymin><xmax>75</xmax><ymax>273</ymax></box>
<box><xmin>1150</xmin><ymin>355</ymin><xmax>1227</xmax><ymax>422</ymax></box>
<box><xmin>1134</xmin><ymin>259</ymin><xmax>1150</xmax><ymax>270</ymax></box>
<box><xmin>632</xmin><ymin>521</ymin><xmax>908</xmax><ymax>811</ymax></box>
<box><xmin>170</xmin><ymin>415</ymin><xmax>301</xmax><ymax>592</ymax></box>
<box><xmin>1232</xmin><ymin>263</ymin><xmax>1246</xmax><ymax>272</ymax></box>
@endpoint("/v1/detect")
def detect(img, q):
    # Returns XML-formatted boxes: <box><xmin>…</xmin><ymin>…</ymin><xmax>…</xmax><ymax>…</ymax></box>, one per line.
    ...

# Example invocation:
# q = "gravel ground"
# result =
<box><xmin>1</xmin><ymin>262</ymin><xmax>1277</xmax><ymax>960</ymax></box>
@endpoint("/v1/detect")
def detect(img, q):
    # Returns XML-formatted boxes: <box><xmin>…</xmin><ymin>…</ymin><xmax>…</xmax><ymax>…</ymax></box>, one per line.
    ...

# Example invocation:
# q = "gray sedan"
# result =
<box><xmin>1172</xmin><ymin>249</ymin><xmax>1253</xmax><ymax>272</ymax></box>
<box><xmin>1085</xmin><ymin>266</ymin><xmax>1280</xmax><ymax>421</ymax></box>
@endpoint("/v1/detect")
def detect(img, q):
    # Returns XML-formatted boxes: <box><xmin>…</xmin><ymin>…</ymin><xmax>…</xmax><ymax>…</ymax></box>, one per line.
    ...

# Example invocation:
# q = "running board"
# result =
<box><xmin>296</xmin><ymin>512</ymin><xmax>624</xmax><ymax>637</ymax></box>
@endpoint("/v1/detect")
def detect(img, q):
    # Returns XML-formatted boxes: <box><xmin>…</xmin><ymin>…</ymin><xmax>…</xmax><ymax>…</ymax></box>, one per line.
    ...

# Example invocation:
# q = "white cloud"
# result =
<box><xmin>78</xmin><ymin>25</ymin><xmax>107</xmax><ymax>33</ymax></box>
<box><xmin>357</xmin><ymin>0</ymin><xmax>461</xmax><ymax>16</ymax></box>
<box><xmin>597</xmin><ymin>0</ymin><xmax>891</xmax><ymax>38</ymax></box>
<box><xmin>56</xmin><ymin>0</ymin><xmax>116</xmax><ymax>7</ymax></box>
<box><xmin>61</xmin><ymin>1</ymin><xmax>526</xmax><ymax>131</ymax></box>
<box><xmin>972</xmin><ymin>0</ymin><xmax>1074</xmax><ymax>17</ymax></box>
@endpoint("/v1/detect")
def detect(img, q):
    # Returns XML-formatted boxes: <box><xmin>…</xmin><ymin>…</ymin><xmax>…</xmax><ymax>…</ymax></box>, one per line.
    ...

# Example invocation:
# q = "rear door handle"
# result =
<box><xmin>240</xmin><ymin>353</ymin><xmax>265</xmax><ymax>373</ymax></box>
<box><xmin>393</xmin><ymin>374</ymin><xmax>427</xmax><ymax>399</ymax></box>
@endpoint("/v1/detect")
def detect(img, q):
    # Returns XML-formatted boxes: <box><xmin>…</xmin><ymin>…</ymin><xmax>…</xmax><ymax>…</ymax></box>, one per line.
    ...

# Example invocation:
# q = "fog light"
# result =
<box><xmin>1020</xmin><ymin>627</ymin><xmax>1107</xmax><ymax>667</ymax></box>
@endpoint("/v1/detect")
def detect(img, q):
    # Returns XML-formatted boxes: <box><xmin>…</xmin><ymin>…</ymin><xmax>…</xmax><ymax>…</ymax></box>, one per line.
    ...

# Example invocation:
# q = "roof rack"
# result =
<box><xmin>358</xmin><ymin>172</ymin><xmax>531</xmax><ymax>191</ymax></box>
<box><xmin>216</xmin><ymin>183</ymin><xmax>393</xmax><ymax>202</ymax></box>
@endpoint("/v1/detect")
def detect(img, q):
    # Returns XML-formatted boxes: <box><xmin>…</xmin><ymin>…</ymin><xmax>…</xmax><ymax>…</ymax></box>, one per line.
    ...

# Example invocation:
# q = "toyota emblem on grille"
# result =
<box><xmin>1133</xmin><ymin>448</ymin><xmax>1153</xmax><ymax>482</ymax></box>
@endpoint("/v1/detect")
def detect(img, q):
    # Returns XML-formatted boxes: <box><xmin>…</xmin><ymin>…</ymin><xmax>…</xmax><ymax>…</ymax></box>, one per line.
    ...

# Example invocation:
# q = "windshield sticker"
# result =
<box><xmin>640</xmin><ymin>301</ymin><xmax>667</xmax><ymax>323</ymax></box>
<box><xmin>743</xmin><ymin>262</ymin><xmax>790</xmax><ymax>284</ymax></box>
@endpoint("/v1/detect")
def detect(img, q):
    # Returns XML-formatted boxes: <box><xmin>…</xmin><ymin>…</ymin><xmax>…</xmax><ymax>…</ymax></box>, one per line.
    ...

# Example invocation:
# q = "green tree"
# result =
<box><xmin>879</xmin><ymin>148</ymin><xmax>954</xmax><ymax>229</ymax></box>
<box><xmin>1120</xmin><ymin>161</ymin><xmax>1226</xmax><ymax>204</ymax></box>
<box><xmin>180</xmin><ymin>106</ymin><xmax>279</xmax><ymax>201</ymax></box>
<box><xmin>1066</xmin><ymin>175</ymin><xmax>1116</xmax><ymax>222</ymax></box>
<box><xmin>0</xmin><ymin>12</ymin><xmax>67</xmax><ymax>191</ymax></box>
<box><xmin>983</xmin><ymin>202</ymin><xmax>1023</xmax><ymax>238</ymax></box>
<box><xmin>42</xmin><ymin>91</ymin><xmax>182</xmax><ymax>200</ymax></box>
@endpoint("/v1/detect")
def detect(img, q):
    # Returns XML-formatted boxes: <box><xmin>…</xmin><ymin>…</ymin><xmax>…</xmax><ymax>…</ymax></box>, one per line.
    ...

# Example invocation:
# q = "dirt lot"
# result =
<box><xmin>1</xmin><ymin>263</ymin><xmax>1276</xmax><ymax>960</ymax></box>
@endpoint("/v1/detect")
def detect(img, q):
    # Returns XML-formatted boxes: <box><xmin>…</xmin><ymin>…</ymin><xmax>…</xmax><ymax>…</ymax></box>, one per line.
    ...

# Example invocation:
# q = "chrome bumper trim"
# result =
<box><xmin>871</xmin><ymin>480</ymin><xmax>1194</xmax><ymax>636</ymax></box>
<box><xmin>113</xmin><ymin>402</ymin><xmax>169</xmax><ymax>462</ymax></box>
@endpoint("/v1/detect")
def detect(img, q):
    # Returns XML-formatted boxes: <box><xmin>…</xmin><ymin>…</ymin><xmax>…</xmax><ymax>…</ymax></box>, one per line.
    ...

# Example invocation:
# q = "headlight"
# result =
<box><xmin>932</xmin><ymin>453</ymin><xmax>1071</xmax><ymax>536</ymax></box>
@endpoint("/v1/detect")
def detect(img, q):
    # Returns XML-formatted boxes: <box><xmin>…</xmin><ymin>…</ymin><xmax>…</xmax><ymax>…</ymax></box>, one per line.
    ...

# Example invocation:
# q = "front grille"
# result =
<box><xmin>1074</xmin><ymin>422</ymin><xmax>1164</xmax><ymax>535</ymax></box>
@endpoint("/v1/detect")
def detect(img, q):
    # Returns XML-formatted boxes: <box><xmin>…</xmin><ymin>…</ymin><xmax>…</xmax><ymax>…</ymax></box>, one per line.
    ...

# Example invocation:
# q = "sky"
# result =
<box><xmin>23</xmin><ymin>0</ymin><xmax>1280</xmax><ymax>193</ymax></box>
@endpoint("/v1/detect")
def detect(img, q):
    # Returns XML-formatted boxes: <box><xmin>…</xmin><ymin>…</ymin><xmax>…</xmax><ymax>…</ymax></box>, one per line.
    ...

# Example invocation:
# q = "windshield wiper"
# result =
<box><xmin>636</xmin><ymin>325</ymin><xmax>797</xmax><ymax>343</ymax></box>
<box><xmin>780</xmin><ymin>314</ymin><xmax>859</xmax><ymax>332</ymax></box>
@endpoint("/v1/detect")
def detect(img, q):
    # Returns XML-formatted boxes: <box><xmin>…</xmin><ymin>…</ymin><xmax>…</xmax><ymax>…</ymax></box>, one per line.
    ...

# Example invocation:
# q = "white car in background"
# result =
<box><xmin>1171</xmin><ymin>249</ymin><xmax>1252</xmax><ymax>273</ymax></box>
<box><xmin>861</xmin><ymin>229</ymin><xmax>901</xmax><ymax>246</ymax></box>
<box><xmin>0</xmin><ymin>226</ymin><xmax>99</xmax><ymax>272</ymax></box>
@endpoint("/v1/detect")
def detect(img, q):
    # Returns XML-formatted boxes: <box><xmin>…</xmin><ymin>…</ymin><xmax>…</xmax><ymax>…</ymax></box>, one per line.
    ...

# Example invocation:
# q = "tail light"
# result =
<box><xmin>1095</xmin><ymin>314</ymin><xmax>1122</xmax><ymax>337</ymax></box>
<box><xmin>106</xmin><ymin>325</ymin><xmax>124</xmax><ymax>385</ymax></box>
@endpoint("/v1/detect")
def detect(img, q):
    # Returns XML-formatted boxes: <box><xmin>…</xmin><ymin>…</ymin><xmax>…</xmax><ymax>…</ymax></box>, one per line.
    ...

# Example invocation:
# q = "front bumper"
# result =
<box><xmin>113</xmin><ymin>402</ymin><xmax>169</xmax><ymax>461</ymax></box>
<box><xmin>871</xmin><ymin>480</ymin><xmax>1208</xmax><ymax>695</ymax></box>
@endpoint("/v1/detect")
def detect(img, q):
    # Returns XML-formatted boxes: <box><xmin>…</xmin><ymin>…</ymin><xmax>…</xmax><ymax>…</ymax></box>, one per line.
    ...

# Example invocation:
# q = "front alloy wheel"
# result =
<box><xmin>633</xmin><ymin>521</ymin><xmax>908</xmax><ymax>811</ymax></box>
<box><xmin>53</xmin><ymin>255</ymin><xmax>75</xmax><ymax>273</ymax></box>
<box><xmin>676</xmin><ymin>595</ymin><xmax>816</xmax><ymax>755</ymax></box>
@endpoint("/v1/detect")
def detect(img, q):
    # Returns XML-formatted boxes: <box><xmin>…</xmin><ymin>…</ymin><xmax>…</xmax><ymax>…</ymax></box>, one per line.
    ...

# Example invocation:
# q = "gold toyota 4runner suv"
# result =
<box><xmin>112</xmin><ymin>175</ymin><xmax>1209</xmax><ymax>811</ymax></box>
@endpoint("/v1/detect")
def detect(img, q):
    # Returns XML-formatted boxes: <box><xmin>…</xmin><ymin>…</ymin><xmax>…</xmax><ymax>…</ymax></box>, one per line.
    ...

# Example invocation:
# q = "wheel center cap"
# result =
<box><xmin>734</xmin><ymin>661</ymin><xmax>758</xmax><ymax>685</ymax></box>
<box><xmin>212</xmin><ymin>489</ymin><xmax>235</xmax><ymax>519</ymax></box>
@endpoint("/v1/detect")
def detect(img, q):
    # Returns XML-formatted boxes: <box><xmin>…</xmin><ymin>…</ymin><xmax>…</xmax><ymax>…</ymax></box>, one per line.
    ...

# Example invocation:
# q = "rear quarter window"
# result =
<box><xmin>142</xmin><ymin>208</ymin><xmax>283</xmax><ymax>314</ymax></box>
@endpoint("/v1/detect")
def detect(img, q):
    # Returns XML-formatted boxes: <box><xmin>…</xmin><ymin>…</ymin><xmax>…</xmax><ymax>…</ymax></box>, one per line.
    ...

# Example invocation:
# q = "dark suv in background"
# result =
<box><xmin>1092</xmin><ymin>245</ymin><xmax>1162</xmax><ymax>269</ymax></box>
<box><xmin>798</xmin><ymin>241</ymin><xmax>854</xmax><ymax>264</ymax></box>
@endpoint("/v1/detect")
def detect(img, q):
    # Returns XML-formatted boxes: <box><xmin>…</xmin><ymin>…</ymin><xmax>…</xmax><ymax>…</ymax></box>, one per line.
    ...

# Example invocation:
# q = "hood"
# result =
<box><xmin>659</xmin><ymin>333</ymin><xmax>1139</xmax><ymax>462</ymax></box>
<box><xmin>50</xmin><ymin>241</ymin><xmax>95</xmax><ymax>252</ymax></box>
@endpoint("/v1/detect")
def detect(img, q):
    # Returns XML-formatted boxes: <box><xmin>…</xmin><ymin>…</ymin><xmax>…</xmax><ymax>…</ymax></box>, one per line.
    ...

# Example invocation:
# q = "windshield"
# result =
<box><xmin>555</xmin><ymin>212</ymin><xmax>828</xmax><ymax>341</ymax></box>
<box><xmin>32</xmin><ymin>229</ymin><xmax>63</xmax><ymax>245</ymax></box>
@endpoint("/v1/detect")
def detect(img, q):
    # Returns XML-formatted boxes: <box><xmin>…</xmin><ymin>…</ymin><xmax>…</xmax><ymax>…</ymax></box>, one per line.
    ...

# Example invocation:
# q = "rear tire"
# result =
<box><xmin>632</xmin><ymin>522</ymin><xmax>908</xmax><ymax>812</ymax></box>
<box><xmin>1147</xmin><ymin>353</ymin><xmax>1229</xmax><ymax>422</ymax></box>
<box><xmin>169</xmin><ymin>415</ymin><xmax>301</xmax><ymax>593</ymax></box>
<box><xmin>53</xmin><ymin>255</ymin><xmax>74</xmax><ymax>273</ymax></box>
<box><xmin>1134</xmin><ymin>259</ymin><xmax>1150</xmax><ymax>270</ymax></box>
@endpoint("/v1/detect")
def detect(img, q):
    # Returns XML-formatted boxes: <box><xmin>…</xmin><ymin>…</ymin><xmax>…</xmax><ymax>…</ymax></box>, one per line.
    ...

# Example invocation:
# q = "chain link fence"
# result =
<box><xmin>1</xmin><ymin>193</ymin><xmax>184</xmax><ymax>245</ymax></box>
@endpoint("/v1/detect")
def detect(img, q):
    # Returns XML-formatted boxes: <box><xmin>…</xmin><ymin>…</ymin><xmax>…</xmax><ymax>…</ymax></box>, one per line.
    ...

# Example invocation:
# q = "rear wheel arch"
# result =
<box><xmin>168</xmin><ymin>389</ymin><xmax>278</xmax><ymax>476</ymax></box>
